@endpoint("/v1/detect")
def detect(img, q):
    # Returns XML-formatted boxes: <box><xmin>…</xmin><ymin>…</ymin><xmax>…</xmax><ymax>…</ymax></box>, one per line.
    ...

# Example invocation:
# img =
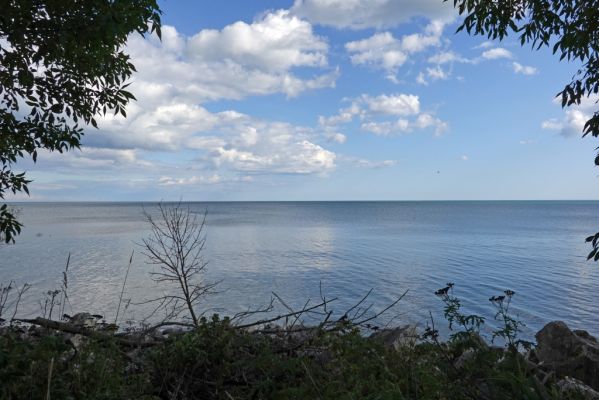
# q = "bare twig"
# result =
<box><xmin>234</xmin><ymin>298</ymin><xmax>338</xmax><ymax>330</ymax></box>
<box><xmin>115</xmin><ymin>250</ymin><xmax>134</xmax><ymax>326</ymax></box>
<box><xmin>10</xmin><ymin>282</ymin><xmax>31</xmax><ymax>323</ymax></box>
<box><xmin>58</xmin><ymin>253</ymin><xmax>70</xmax><ymax>319</ymax></box>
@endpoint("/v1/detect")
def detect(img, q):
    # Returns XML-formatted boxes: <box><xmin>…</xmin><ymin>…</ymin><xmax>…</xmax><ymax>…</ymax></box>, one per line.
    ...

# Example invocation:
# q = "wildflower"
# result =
<box><xmin>435</xmin><ymin>286</ymin><xmax>450</xmax><ymax>296</ymax></box>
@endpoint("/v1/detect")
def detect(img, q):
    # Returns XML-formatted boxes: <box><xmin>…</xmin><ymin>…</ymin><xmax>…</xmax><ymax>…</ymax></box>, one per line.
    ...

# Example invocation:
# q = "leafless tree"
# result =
<box><xmin>141</xmin><ymin>202</ymin><xmax>217</xmax><ymax>326</ymax></box>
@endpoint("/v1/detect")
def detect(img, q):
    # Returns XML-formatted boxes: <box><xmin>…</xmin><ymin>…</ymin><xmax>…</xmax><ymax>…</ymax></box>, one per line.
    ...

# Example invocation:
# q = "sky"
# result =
<box><xmin>11</xmin><ymin>0</ymin><xmax>599</xmax><ymax>201</ymax></box>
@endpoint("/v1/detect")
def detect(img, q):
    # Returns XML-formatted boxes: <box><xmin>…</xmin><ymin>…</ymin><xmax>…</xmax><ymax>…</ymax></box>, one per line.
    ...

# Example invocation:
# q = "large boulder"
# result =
<box><xmin>535</xmin><ymin>321</ymin><xmax>599</xmax><ymax>391</ymax></box>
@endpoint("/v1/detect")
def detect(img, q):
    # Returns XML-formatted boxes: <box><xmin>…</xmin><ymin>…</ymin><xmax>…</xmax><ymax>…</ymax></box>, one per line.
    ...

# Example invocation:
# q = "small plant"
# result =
<box><xmin>489</xmin><ymin>290</ymin><xmax>533</xmax><ymax>351</ymax></box>
<box><xmin>434</xmin><ymin>282</ymin><xmax>485</xmax><ymax>342</ymax></box>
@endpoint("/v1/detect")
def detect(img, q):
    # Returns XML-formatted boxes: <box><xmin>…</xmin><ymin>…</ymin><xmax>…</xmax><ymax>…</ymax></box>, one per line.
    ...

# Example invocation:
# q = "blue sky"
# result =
<box><xmin>13</xmin><ymin>0</ymin><xmax>599</xmax><ymax>201</ymax></box>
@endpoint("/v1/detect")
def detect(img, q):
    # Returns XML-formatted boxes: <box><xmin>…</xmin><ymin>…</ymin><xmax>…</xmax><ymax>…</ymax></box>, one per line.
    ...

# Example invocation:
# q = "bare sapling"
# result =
<box><xmin>141</xmin><ymin>202</ymin><xmax>217</xmax><ymax>326</ymax></box>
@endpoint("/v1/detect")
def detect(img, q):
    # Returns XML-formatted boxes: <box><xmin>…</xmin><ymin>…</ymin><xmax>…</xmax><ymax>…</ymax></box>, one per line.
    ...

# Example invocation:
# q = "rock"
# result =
<box><xmin>535</xmin><ymin>321</ymin><xmax>599</xmax><ymax>391</ymax></box>
<box><xmin>68</xmin><ymin>333</ymin><xmax>87</xmax><ymax>351</ymax></box>
<box><xmin>370</xmin><ymin>325</ymin><xmax>418</xmax><ymax>350</ymax></box>
<box><xmin>68</xmin><ymin>313</ymin><xmax>97</xmax><ymax>329</ymax></box>
<box><xmin>558</xmin><ymin>377</ymin><xmax>599</xmax><ymax>400</ymax></box>
<box><xmin>454</xmin><ymin>348</ymin><xmax>476</xmax><ymax>369</ymax></box>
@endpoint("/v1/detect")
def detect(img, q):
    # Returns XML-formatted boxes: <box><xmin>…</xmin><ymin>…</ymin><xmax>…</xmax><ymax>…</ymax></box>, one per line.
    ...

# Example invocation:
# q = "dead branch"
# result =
<box><xmin>140</xmin><ymin>202</ymin><xmax>217</xmax><ymax>326</ymax></box>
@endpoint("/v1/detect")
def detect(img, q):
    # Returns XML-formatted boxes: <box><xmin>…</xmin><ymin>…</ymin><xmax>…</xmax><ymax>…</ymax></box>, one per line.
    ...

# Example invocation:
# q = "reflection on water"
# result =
<box><xmin>1</xmin><ymin>201</ymin><xmax>599</xmax><ymax>337</ymax></box>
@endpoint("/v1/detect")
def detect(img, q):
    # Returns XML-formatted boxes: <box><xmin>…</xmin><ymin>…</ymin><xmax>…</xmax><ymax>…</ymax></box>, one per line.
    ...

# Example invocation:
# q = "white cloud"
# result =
<box><xmin>416</xmin><ymin>66</ymin><xmax>450</xmax><ymax>85</ymax></box>
<box><xmin>541</xmin><ymin>95</ymin><xmax>598</xmax><ymax>137</ymax></box>
<box><xmin>416</xmin><ymin>72</ymin><xmax>428</xmax><ymax>85</ymax></box>
<box><xmin>158</xmin><ymin>174</ymin><xmax>223</xmax><ymax>186</ymax></box>
<box><xmin>426</xmin><ymin>66</ymin><xmax>449</xmax><ymax>80</ymax></box>
<box><xmin>519</xmin><ymin>139</ymin><xmax>535</xmax><ymax>145</ymax></box>
<box><xmin>512</xmin><ymin>62</ymin><xmax>538</xmax><ymax>75</ymax></box>
<box><xmin>124</xmin><ymin>12</ymin><xmax>336</xmax><ymax>106</ymax></box>
<box><xmin>414</xmin><ymin>113</ymin><xmax>448</xmax><ymax>136</ymax></box>
<box><xmin>355</xmin><ymin>159</ymin><xmax>398</xmax><ymax>168</ymax></box>
<box><xmin>460</xmin><ymin>155</ymin><xmax>468</xmax><ymax>161</ymax></box>
<box><xmin>76</xmin><ymin>12</ymin><xmax>342</xmax><ymax>182</ymax></box>
<box><xmin>318</xmin><ymin>93</ymin><xmax>447</xmax><ymax>137</ymax></box>
<box><xmin>428</xmin><ymin>50</ymin><xmax>465</xmax><ymax>64</ymax></box>
<box><xmin>362</xmin><ymin>94</ymin><xmax>420</xmax><ymax>116</ymax></box>
<box><xmin>209</xmin><ymin>140</ymin><xmax>336</xmax><ymax>175</ymax></box>
<box><xmin>481</xmin><ymin>47</ymin><xmax>512</xmax><ymax>60</ymax></box>
<box><xmin>475</xmin><ymin>41</ymin><xmax>495</xmax><ymax>49</ymax></box>
<box><xmin>291</xmin><ymin>0</ymin><xmax>455</xmax><ymax>30</ymax></box>
<box><xmin>187</xmin><ymin>10</ymin><xmax>328</xmax><ymax>72</ymax></box>
<box><xmin>541</xmin><ymin>119</ymin><xmax>563</xmax><ymax>130</ymax></box>
<box><xmin>326</xmin><ymin>132</ymin><xmax>347</xmax><ymax>143</ymax></box>
<box><xmin>360</xmin><ymin>113</ymin><xmax>447</xmax><ymax>136</ymax></box>
<box><xmin>345</xmin><ymin>20</ymin><xmax>446</xmax><ymax>81</ymax></box>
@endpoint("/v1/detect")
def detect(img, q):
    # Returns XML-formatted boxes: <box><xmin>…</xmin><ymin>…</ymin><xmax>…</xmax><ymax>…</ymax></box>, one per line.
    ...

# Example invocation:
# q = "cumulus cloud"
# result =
<box><xmin>345</xmin><ymin>20</ymin><xmax>446</xmax><ymax>81</ymax></box>
<box><xmin>319</xmin><ymin>93</ymin><xmax>447</xmax><ymax>137</ymax></box>
<box><xmin>291</xmin><ymin>0</ymin><xmax>455</xmax><ymax>30</ymax></box>
<box><xmin>427</xmin><ymin>66</ymin><xmax>448</xmax><ymax>80</ymax></box>
<box><xmin>124</xmin><ymin>13</ymin><xmax>336</xmax><ymax>105</ymax></box>
<box><xmin>428</xmin><ymin>50</ymin><xmax>466</xmax><ymax>65</ymax></box>
<box><xmin>325</xmin><ymin>132</ymin><xmax>347</xmax><ymax>143</ymax></box>
<box><xmin>76</xmin><ymin>11</ymin><xmax>342</xmax><ymax>184</ymax></box>
<box><xmin>541</xmin><ymin>95</ymin><xmax>598</xmax><ymax>137</ymax></box>
<box><xmin>512</xmin><ymin>62</ymin><xmax>538</xmax><ymax>75</ymax></box>
<box><xmin>361</xmin><ymin>94</ymin><xmax>420</xmax><ymax>116</ymax></box>
<box><xmin>172</xmin><ymin>115</ymin><xmax>338</xmax><ymax>175</ymax></box>
<box><xmin>187</xmin><ymin>11</ymin><xmax>328</xmax><ymax>72</ymax></box>
<box><xmin>482</xmin><ymin>47</ymin><xmax>512</xmax><ymax>60</ymax></box>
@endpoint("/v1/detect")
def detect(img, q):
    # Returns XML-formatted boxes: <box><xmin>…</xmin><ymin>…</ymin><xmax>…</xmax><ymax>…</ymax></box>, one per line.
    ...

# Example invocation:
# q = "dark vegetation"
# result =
<box><xmin>0</xmin><ymin>283</ymin><xmax>587</xmax><ymax>399</ymax></box>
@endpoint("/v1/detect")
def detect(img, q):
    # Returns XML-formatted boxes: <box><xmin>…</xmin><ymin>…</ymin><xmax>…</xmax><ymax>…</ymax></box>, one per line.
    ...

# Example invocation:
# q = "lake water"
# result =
<box><xmin>1</xmin><ymin>201</ymin><xmax>599</xmax><ymax>338</ymax></box>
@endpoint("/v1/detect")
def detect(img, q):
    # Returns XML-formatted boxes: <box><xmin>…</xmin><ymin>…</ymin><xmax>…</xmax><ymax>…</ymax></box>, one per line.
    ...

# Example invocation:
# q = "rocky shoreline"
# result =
<box><xmin>2</xmin><ymin>313</ymin><xmax>599</xmax><ymax>399</ymax></box>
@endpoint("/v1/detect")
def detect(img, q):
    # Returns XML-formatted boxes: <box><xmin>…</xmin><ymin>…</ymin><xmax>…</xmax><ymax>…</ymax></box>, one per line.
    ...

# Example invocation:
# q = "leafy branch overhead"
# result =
<box><xmin>449</xmin><ymin>0</ymin><xmax>599</xmax><ymax>258</ymax></box>
<box><xmin>0</xmin><ymin>0</ymin><xmax>162</xmax><ymax>243</ymax></box>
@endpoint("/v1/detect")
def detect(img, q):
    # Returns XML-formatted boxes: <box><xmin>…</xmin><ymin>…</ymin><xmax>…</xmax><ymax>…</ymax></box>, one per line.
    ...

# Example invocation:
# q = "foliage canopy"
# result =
<box><xmin>0</xmin><ymin>0</ymin><xmax>161</xmax><ymax>242</ymax></box>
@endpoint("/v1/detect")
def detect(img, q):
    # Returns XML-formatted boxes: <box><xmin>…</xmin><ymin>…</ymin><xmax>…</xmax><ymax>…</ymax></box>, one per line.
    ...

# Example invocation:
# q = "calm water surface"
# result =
<box><xmin>1</xmin><ymin>201</ymin><xmax>598</xmax><ymax>338</ymax></box>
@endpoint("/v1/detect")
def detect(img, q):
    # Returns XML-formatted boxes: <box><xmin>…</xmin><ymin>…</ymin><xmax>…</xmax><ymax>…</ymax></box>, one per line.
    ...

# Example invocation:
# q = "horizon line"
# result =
<box><xmin>6</xmin><ymin>199</ymin><xmax>599</xmax><ymax>203</ymax></box>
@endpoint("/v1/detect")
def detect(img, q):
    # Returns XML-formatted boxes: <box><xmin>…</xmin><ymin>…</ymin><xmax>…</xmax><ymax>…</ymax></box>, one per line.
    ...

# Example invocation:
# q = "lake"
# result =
<box><xmin>1</xmin><ymin>201</ymin><xmax>598</xmax><ymax>338</ymax></box>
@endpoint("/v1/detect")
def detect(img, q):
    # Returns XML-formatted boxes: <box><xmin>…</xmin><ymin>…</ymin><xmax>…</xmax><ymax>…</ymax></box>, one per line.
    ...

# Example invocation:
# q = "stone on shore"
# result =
<box><xmin>535</xmin><ymin>321</ymin><xmax>599</xmax><ymax>391</ymax></box>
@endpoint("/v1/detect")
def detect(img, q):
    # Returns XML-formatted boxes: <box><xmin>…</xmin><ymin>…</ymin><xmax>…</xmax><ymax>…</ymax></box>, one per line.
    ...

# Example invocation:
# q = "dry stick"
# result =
<box><xmin>0</xmin><ymin>281</ymin><xmax>15</xmax><ymax>320</ymax></box>
<box><xmin>46</xmin><ymin>357</ymin><xmax>54</xmax><ymax>400</ymax></box>
<box><xmin>224</xmin><ymin>390</ymin><xmax>236</xmax><ymax>400</ymax></box>
<box><xmin>234</xmin><ymin>298</ymin><xmax>338</xmax><ymax>330</ymax></box>
<box><xmin>353</xmin><ymin>289</ymin><xmax>408</xmax><ymax>326</ymax></box>
<box><xmin>230</xmin><ymin>297</ymin><xmax>275</xmax><ymax>325</ymax></box>
<box><xmin>301</xmin><ymin>360</ymin><xmax>323</xmax><ymax>400</ymax></box>
<box><xmin>58</xmin><ymin>253</ymin><xmax>70</xmax><ymax>318</ymax></box>
<box><xmin>10</xmin><ymin>283</ymin><xmax>31</xmax><ymax>323</ymax></box>
<box><xmin>114</xmin><ymin>250</ymin><xmax>134</xmax><ymax>326</ymax></box>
